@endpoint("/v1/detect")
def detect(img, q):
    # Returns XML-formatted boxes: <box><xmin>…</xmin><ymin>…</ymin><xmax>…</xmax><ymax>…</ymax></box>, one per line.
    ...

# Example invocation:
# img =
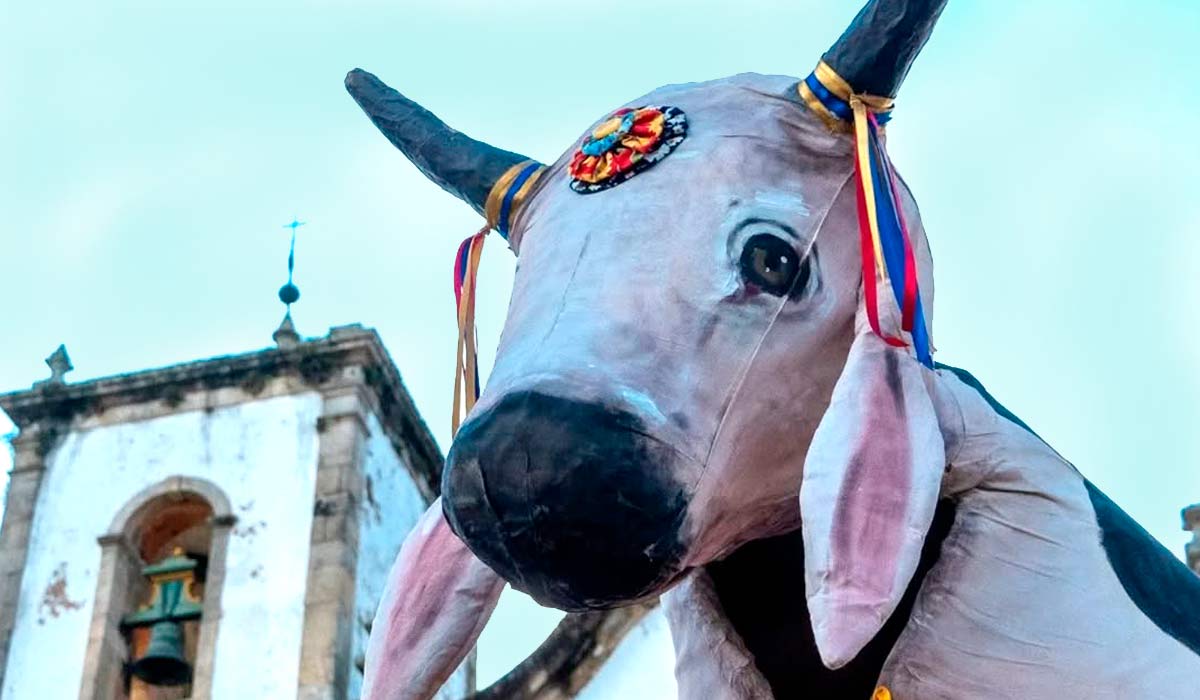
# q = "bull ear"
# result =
<box><xmin>362</xmin><ymin>498</ymin><xmax>504</xmax><ymax>698</ymax></box>
<box><xmin>800</xmin><ymin>329</ymin><xmax>945</xmax><ymax>669</ymax></box>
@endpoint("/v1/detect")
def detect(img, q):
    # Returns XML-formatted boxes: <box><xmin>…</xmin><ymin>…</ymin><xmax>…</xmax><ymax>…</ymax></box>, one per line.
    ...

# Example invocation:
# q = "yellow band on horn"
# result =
<box><xmin>798</xmin><ymin>80</ymin><xmax>850</xmax><ymax>133</ymax></box>
<box><xmin>485</xmin><ymin>160</ymin><xmax>545</xmax><ymax>236</ymax></box>
<box><xmin>815</xmin><ymin>60</ymin><xmax>855</xmax><ymax>101</ymax></box>
<box><xmin>799</xmin><ymin>60</ymin><xmax>896</xmax><ymax>133</ymax></box>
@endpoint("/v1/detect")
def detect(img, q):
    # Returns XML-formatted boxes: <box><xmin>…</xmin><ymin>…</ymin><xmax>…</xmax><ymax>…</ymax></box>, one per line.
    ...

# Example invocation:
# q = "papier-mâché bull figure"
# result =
<box><xmin>346</xmin><ymin>1</ymin><xmax>1200</xmax><ymax>697</ymax></box>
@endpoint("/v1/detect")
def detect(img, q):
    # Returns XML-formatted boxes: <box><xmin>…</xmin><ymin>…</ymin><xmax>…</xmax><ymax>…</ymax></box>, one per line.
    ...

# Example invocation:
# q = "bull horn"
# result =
<box><xmin>345</xmin><ymin>68</ymin><xmax>543</xmax><ymax>230</ymax></box>
<box><xmin>822</xmin><ymin>0</ymin><xmax>949</xmax><ymax>98</ymax></box>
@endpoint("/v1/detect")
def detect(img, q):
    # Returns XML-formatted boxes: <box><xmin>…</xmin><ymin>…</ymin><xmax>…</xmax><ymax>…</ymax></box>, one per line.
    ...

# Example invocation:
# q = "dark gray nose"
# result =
<box><xmin>442</xmin><ymin>391</ymin><xmax>689</xmax><ymax>611</ymax></box>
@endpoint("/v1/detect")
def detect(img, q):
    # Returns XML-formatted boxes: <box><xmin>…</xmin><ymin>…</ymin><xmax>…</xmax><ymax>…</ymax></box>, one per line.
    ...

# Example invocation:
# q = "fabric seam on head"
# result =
<box><xmin>692</xmin><ymin>169</ymin><xmax>857</xmax><ymax>493</ymax></box>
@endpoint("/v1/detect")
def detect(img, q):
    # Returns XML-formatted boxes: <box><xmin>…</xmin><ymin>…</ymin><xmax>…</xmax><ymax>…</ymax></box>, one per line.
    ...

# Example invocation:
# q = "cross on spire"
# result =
<box><xmin>281</xmin><ymin>218</ymin><xmax>305</xmax><ymax>293</ymax></box>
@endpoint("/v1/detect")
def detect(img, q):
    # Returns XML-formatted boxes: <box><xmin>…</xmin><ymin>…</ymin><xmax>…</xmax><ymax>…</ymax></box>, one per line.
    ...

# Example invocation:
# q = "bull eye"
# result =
<box><xmin>739</xmin><ymin>233</ymin><xmax>808</xmax><ymax>297</ymax></box>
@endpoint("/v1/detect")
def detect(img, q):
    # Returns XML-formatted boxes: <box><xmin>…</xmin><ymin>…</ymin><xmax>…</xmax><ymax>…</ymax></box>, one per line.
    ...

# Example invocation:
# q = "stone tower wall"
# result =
<box><xmin>0</xmin><ymin>326</ymin><xmax>451</xmax><ymax>700</ymax></box>
<box><xmin>2</xmin><ymin>389</ymin><xmax>323</xmax><ymax>699</ymax></box>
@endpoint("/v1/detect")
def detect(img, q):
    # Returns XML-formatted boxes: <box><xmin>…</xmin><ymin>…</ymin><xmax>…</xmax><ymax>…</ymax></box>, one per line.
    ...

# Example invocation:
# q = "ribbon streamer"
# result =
<box><xmin>451</xmin><ymin>161</ymin><xmax>545</xmax><ymax>435</ymax></box>
<box><xmin>802</xmin><ymin>62</ymin><xmax>932</xmax><ymax>367</ymax></box>
<box><xmin>452</xmin><ymin>227</ymin><xmax>488</xmax><ymax>435</ymax></box>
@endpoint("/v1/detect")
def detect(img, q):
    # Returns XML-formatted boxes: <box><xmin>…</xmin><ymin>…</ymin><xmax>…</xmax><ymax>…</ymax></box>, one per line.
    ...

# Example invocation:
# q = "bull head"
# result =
<box><xmin>347</xmin><ymin>0</ymin><xmax>947</xmax><ymax>634</ymax></box>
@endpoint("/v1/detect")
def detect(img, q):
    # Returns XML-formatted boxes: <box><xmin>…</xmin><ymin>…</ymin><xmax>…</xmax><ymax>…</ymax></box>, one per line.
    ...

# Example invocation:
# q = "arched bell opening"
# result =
<box><xmin>80</xmin><ymin>476</ymin><xmax>234</xmax><ymax>700</ymax></box>
<box><xmin>121</xmin><ymin>493</ymin><xmax>213</xmax><ymax>699</ymax></box>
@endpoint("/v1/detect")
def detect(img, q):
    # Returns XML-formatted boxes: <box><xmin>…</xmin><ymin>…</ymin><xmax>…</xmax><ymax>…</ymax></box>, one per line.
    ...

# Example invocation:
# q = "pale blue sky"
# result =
<box><xmin>2</xmin><ymin>0</ymin><xmax>1197</xmax><ymax>687</ymax></box>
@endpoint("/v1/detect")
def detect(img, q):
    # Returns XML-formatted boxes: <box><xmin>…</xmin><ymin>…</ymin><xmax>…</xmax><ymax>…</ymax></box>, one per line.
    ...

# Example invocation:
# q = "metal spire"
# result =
<box><xmin>279</xmin><ymin>218</ymin><xmax>305</xmax><ymax>306</ymax></box>
<box><xmin>273</xmin><ymin>218</ymin><xmax>305</xmax><ymax>348</ymax></box>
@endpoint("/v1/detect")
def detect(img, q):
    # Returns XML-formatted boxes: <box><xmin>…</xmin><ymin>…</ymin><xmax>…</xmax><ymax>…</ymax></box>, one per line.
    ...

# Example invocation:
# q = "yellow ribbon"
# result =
<box><xmin>452</xmin><ymin>161</ymin><xmax>544</xmax><ymax>435</ymax></box>
<box><xmin>484</xmin><ymin>160</ymin><xmax>545</xmax><ymax>235</ymax></box>
<box><xmin>797</xmin><ymin>60</ymin><xmax>895</xmax><ymax>133</ymax></box>
<box><xmin>850</xmin><ymin>94</ymin><xmax>889</xmax><ymax>283</ymax></box>
<box><xmin>451</xmin><ymin>227</ymin><xmax>488</xmax><ymax>435</ymax></box>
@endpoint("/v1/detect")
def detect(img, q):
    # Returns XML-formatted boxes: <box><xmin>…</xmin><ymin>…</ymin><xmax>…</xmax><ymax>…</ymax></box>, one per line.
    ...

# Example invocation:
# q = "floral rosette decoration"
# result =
<box><xmin>568</xmin><ymin>105</ymin><xmax>687</xmax><ymax>194</ymax></box>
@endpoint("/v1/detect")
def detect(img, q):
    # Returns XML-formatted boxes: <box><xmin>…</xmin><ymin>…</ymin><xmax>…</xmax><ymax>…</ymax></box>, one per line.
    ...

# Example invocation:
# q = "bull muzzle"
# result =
<box><xmin>442</xmin><ymin>390</ymin><xmax>691</xmax><ymax>611</ymax></box>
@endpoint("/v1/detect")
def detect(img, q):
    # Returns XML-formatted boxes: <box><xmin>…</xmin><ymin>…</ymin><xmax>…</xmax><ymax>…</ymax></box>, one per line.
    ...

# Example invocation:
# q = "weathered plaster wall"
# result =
<box><xmin>2</xmin><ymin>392</ymin><xmax>322</xmax><ymax>699</ymax></box>
<box><xmin>349</xmin><ymin>412</ymin><xmax>470</xmax><ymax>699</ymax></box>
<box><xmin>576</xmin><ymin>606</ymin><xmax>676</xmax><ymax>700</ymax></box>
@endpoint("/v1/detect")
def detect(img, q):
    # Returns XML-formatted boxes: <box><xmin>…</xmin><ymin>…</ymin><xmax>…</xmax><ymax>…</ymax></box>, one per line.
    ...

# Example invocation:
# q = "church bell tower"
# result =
<box><xmin>0</xmin><ymin>323</ymin><xmax>466</xmax><ymax>700</ymax></box>
<box><xmin>0</xmin><ymin>235</ymin><xmax>470</xmax><ymax>700</ymax></box>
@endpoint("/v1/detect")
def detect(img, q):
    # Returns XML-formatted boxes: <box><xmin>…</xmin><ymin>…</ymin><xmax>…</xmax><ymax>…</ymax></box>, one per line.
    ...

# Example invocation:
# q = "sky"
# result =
<box><xmin>2</xmin><ymin>0</ymin><xmax>1198</xmax><ymax>691</ymax></box>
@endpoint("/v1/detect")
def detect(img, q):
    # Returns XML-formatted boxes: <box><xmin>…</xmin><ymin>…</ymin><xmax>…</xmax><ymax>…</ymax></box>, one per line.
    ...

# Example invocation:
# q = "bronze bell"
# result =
<box><xmin>129</xmin><ymin>620</ymin><xmax>191</xmax><ymax>686</ymax></box>
<box><xmin>123</xmin><ymin>548</ymin><xmax>204</xmax><ymax>687</ymax></box>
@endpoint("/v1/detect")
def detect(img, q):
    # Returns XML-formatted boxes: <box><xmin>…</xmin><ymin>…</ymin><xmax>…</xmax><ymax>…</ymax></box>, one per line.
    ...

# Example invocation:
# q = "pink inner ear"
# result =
<box><xmin>829</xmin><ymin>350</ymin><xmax>912</xmax><ymax>616</ymax></box>
<box><xmin>364</xmin><ymin>500</ymin><xmax>503</xmax><ymax>700</ymax></box>
<box><xmin>381</xmin><ymin>509</ymin><xmax>479</xmax><ymax>648</ymax></box>
<box><xmin>802</xmin><ymin>334</ymin><xmax>944</xmax><ymax>669</ymax></box>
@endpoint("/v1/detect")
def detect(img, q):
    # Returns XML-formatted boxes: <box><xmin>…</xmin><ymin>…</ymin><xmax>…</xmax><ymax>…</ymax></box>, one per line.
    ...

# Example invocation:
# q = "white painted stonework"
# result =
<box><xmin>350</xmin><ymin>413</ymin><xmax>470</xmax><ymax>699</ymax></box>
<box><xmin>3</xmin><ymin>392</ymin><xmax>322</xmax><ymax>699</ymax></box>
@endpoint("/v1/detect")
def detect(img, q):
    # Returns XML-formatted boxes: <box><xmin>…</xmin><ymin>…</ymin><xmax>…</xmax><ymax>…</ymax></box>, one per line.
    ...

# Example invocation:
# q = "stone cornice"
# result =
<box><xmin>0</xmin><ymin>324</ymin><xmax>444</xmax><ymax>499</ymax></box>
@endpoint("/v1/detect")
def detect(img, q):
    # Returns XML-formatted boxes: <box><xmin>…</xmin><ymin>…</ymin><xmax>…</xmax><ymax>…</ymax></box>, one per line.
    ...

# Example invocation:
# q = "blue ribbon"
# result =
<box><xmin>803</xmin><ymin>72</ymin><xmax>893</xmax><ymax>127</ymax></box>
<box><xmin>498</xmin><ymin>162</ymin><xmax>543</xmax><ymax>239</ymax></box>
